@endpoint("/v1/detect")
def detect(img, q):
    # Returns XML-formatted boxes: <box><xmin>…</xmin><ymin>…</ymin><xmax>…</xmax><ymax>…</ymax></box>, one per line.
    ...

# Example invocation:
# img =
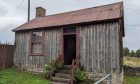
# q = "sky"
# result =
<box><xmin>0</xmin><ymin>0</ymin><xmax>140</xmax><ymax>51</ymax></box>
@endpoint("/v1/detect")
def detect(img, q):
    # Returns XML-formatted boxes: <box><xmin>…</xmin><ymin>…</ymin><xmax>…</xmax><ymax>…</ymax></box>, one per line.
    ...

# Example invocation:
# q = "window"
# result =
<box><xmin>30</xmin><ymin>31</ymin><xmax>44</xmax><ymax>55</ymax></box>
<box><xmin>63</xmin><ymin>27</ymin><xmax>76</xmax><ymax>33</ymax></box>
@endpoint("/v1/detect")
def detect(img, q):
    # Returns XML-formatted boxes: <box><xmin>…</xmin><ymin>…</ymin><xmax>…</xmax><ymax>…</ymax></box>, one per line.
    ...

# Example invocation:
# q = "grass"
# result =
<box><xmin>0</xmin><ymin>57</ymin><xmax>140</xmax><ymax>84</ymax></box>
<box><xmin>123</xmin><ymin>57</ymin><xmax>140</xmax><ymax>67</ymax></box>
<box><xmin>123</xmin><ymin>57</ymin><xmax>140</xmax><ymax>84</ymax></box>
<box><xmin>124</xmin><ymin>76</ymin><xmax>140</xmax><ymax>84</ymax></box>
<box><xmin>0</xmin><ymin>67</ymin><xmax>50</xmax><ymax>84</ymax></box>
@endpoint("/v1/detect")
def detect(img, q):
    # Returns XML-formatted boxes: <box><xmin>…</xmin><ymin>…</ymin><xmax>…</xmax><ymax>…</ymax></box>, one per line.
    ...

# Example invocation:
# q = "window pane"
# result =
<box><xmin>32</xmin><ymin>31</ymin><xmax>43</xmax><ymax>42</ymax></box>
<box><xmin>63</xmin><ymin>27</ymin><xmax>76</xmax><ymax>33</ymax></box>
<box><xmin>32</xmin><ymin>43</ymin><xmax>42</xmax><ymax>53</ymax></box>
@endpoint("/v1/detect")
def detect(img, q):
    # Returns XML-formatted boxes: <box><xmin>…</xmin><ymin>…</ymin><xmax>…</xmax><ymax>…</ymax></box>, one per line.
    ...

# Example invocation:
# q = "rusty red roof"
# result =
<box><xmin>13</xmin><ymin>2</ymin><xmax>123</xmax><ymax>32</ymax></box>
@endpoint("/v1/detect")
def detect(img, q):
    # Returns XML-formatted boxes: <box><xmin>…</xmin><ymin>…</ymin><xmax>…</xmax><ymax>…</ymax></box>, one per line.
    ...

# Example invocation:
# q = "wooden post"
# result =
<box><xmin>28</xmin><ymin>0</ymin><xmax>30</xmax><ymax>22</ymax></box>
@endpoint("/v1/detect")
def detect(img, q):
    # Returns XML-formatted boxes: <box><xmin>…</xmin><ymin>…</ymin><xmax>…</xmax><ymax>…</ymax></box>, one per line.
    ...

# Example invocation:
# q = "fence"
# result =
<box><xmin>0</xmin><ymin>43</ymin><xmax>15</xmax><ymax>70</ymax></box>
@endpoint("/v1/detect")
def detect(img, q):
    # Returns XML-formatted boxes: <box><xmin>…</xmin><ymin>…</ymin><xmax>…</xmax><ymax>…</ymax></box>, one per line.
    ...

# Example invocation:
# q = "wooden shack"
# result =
<box><xmin>13</xmin><ymin>2</ymin><xmax>124</xmax><ymax>83</ymax></box>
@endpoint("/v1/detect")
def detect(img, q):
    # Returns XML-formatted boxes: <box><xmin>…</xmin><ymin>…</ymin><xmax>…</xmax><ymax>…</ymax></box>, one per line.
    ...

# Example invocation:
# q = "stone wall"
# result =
<box><xmin>123</xmin><ymin>65</ymin><xmax>140</xmax><ymax>76</ymax></box>
<box><xmin>111</xmin><ymin>69</ymin><xmax>124</xmax><ymax>84</ymax></box>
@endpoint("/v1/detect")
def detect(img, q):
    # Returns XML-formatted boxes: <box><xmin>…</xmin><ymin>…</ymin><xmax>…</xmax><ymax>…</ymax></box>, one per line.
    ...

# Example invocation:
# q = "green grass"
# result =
<box><xmin>0</xmin><ymin>67</ymin><xmax>50</xmax><ymax>84</ymax></box>
<box><xmin>124</xmin><ymin>76</ymin><xmax>140</xmax><ymax>84</ymax></box>
<box><xmin>1</xmin><ymin>67</ymin><xmax>140</xmax><ymax>84</ymax></box>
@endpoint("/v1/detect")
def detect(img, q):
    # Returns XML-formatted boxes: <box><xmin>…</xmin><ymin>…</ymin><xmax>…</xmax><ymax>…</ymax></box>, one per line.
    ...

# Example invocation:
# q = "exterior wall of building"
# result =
<box><xmin>78</xmin><ymin>21</ymin><xmax>121</xmax><ymax>73</ymax></box>
<box><xmin>14</xmin><ymin>21</ymin><xmax>123</xmax><ymax>75</ymax></box>
<box><xmin>14</xmin><ymin>31</ymin><xmax>31</xmax><ymax>70</ymax></box>
<box><xmin>14</xmin><ymin>28</ymin><xmax>62</xmax><ymax>72</ymax></box>
<box><xmin>44</xmin><ymin>29</ymin><xmax>62</xmax><ymax>64</ymax></box>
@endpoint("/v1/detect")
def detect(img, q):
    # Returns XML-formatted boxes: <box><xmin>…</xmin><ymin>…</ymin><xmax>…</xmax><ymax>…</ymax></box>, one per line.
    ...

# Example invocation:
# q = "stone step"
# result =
<box><xmin>51</xmin><ymin>77</ymin><xmax>71</xmax><ymax>83</ymax></box>
<box><xmin>50</xmin><ymin>82</ymin><xmax>69</xmax><ymax>84</ymax></box>
<box><xmin>63</xmin><ymin>65</ymin><xmax>71</xmax><ymax>70</ymax></box>
<box><xmin>55</xmin><ymin>73</ymin><xmax>71</xmax><ymax>79</ymax></box>
<box><xmin>59</xmin><ymin>70</ymin><xmax>71</xmax><ymax>74</ymax></box>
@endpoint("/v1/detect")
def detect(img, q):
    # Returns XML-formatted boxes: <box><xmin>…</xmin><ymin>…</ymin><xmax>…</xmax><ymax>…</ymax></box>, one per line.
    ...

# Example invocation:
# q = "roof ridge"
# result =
<box><xmin>37</xmin><ymin>2</ymin><xmax>123</xmax><ymax>19</ymax></box>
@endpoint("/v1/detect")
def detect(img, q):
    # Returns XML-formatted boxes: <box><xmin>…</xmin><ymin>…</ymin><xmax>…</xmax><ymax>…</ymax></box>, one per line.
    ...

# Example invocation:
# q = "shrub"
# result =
<box><xmin>55</xmin><ymin>60</ymin><xmax>63</xmax><ymax>71</ymax></box>
<box><xmin>44</xmin><ymin>59</ymin><xmax>63</xmax><ymax>78</ymax></box>
<box><xmin>44</xmin><ymin>64</ymin><xmax>52</xmax><ymax>71</ymax></box>
<box><xmin>44</xmin><ymin>70</ymin><xmax>51</xmax><ymax>79</ymax></box>
<box><xmin>75</xmin><ymin>68</ymin><xmax>87</xmax><ymax>83</ymax></box>
<box><xmin>44</xmin><ymin>60</ymin><xmax>55</xmax><ymax>78</ymax></box>
<box><xmin>44</xmin><ymin>66</ymin><xmax>51</xmax><ymax>78</ymax></box>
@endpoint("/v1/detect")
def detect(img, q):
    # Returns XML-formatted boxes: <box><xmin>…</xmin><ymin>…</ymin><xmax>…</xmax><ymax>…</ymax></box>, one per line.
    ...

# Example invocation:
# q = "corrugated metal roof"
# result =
<box><xmin>13</xmin><ymin>2</ymin><xmax>123</xmax><ymax>32</ymax></box>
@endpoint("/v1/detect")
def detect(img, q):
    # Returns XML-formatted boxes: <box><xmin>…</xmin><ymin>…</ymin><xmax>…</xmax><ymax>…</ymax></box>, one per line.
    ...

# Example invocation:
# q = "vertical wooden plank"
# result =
<box><xmin>78</xmin><ymin>21</ymin><xmax>121</xmax><ymax>73</ymax></box>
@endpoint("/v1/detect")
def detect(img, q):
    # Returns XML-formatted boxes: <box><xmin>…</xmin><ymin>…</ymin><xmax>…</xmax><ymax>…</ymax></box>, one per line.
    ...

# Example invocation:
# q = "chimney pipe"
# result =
<box><xmin>36</xmin><ymin>7</ymin><xmax>46</xmax><ymax>18</ymax></box>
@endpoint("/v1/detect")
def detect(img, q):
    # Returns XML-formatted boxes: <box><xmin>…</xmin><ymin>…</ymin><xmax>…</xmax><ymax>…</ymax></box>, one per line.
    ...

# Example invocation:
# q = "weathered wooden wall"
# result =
<box><xmin>14</xmin><ymin>21</ymin><xmax>122</xmax><ymax>73</ymax></box>
<box><xmin>78</xmin><ymin>21</ymin><xmax>121</xmax><ymax>73</ymax></box>
<box><xmin>14</xmin><ymin>28</ymin><xmax>62</xmax><ymax>71</ymax></box>
<box><xmin>14</xmin><ymin>32</ymin><xmax>30</xmax><ymax>69</ymax></box>
<box><xmin>44</xmin><ymin>29</ymin><xmax>62</xmax><ymax>64</ymax></box>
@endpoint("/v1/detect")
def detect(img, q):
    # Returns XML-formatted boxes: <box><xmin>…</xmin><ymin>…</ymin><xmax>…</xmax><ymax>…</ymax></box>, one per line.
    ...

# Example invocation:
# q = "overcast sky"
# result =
<box><xmin>0</xmin><ymin>0</ymin><xmax>140</xmax><ymax>50</ymax></box>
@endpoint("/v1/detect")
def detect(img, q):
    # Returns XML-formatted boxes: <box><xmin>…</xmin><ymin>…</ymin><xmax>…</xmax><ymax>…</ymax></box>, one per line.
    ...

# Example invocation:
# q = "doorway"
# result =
<box><xmin>64</xmin><ymin>34</ymin><xmax>76</xmax><ymax>65</ymax></box>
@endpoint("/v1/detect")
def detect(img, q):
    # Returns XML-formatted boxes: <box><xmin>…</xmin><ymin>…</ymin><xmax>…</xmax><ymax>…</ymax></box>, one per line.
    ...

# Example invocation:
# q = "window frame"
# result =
<box><xmin>29</xmin><ymin>31</ymin><xmax>44</xmax><ymax>56</ymax></box>
<box><xmin>63</xmin><ymin>27</ymin><xmax>76</xmax><ymax>35</ymax></box>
